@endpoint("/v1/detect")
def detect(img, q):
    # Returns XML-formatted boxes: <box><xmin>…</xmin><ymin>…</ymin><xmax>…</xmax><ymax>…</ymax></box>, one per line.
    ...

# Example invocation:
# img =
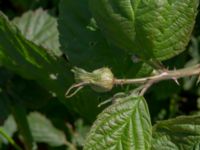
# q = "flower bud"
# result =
<box><xmin>72</xmin><ymin>67</ymin><xmax>114</xmax><ymax>92</ymax></box>
<box><xmin>90</xmin><ymin>67</ymin><xmax>114</xmax><ymax>92</ymax></box>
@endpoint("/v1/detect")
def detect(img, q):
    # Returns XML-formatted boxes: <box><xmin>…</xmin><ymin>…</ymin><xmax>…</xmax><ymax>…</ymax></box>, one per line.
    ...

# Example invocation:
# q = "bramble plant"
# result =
<box><xmin>0</xmin><ymin>0</ymin><xmax>200</xmax><ymax>150</ymax></box>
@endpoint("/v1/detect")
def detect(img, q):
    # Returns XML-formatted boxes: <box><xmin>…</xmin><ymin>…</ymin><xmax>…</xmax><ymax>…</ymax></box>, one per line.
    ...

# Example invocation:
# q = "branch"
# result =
<box><xmin>66</xmin><ymin>64</ymin><xmax>200</xmax><ymax>98</ymax></box>
<box><xmin>114</xmin><ymin>64</ymin><xmax>200</xmax><ymax>85</ymax></box>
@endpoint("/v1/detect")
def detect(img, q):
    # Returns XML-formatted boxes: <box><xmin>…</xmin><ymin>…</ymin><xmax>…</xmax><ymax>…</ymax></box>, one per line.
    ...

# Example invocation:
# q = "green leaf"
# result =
<box><xmin>0</xmin><ymin>94</ymin><xmax>10</xmax><ymax>125</ymax></box>
<box><xmin>12</xmin><ymin>8</ymin><xmax>62</xmax><ymax>57</ymax></box>
<box><xmin>58</xmin><ymin>0</ymin><xmax>152</xmax><ymax>77</ymax></box>
<box><xmin>84</xmin><ymin>94</ymin><xmax>152</xmax><ymax>150</ymax></box>
<box><xmin>0</xmin><ymin>11</ymin><xmax>103</xmax><ymax>122</ymax></box>
<box><xmin>152</xmin><ymin>115</ymin><xmax>200</xmax><ymax>150</ymax></box>
<box><xmin>0</xmin><ymin>11</ymin><xmax>72</xmax><ymax>102</ymax></box>
<box><xmin>7</xmin><ymin>76</ymin><xmax>53</xmax><ymax>110</ymax></box>
<box><xmin>28</xmin><ymin>112</ymin><xmax>67</xmax><ymax>147</ymax></box>
<box><xmin>1</xmin><ymin>112</ymin><xmax>68</xmax><ymax>147</ymax></box>
<box><xmin>58</xmin><ymin>0</ymin><xmax>152</xmax><ymax>122</ymax></box>
<box><xmin>89</xmin><ymin>0</ymin><xmax>199</xmax><ymax>61</ymax></box>
<box><xmin>0</xmin><ymin>69</ymin><xmax>13</xmax><ymax>124</ymax></box>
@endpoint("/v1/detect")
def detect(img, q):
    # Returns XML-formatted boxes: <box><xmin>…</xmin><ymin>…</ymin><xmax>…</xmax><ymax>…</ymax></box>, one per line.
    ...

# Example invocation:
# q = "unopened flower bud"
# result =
<box><xmin>72</xmin><ymin>67</ymin><xmax>114</xmax><ymax>93</ymax></box>
<box><xmin>90</xmin><ymin>67</ymin><xmax>114</xmax><ymax>92</ymax></box>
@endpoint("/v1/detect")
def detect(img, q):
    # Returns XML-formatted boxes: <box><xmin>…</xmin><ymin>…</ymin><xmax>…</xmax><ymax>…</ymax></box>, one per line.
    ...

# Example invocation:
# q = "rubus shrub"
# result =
<box><xmin>0</xmin><ymin>0</ymin><xmax>200</xmax><ymax>150</ymax></box>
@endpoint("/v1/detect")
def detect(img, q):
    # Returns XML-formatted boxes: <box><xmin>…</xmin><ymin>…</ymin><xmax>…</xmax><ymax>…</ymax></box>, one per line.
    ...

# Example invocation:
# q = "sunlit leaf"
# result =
<box><xmin>84</xmin><ymin>94</ymin><xmax>152</xmax><ymax>150</ymax></box>
<box><xmin>89</xmin><ymin>0</ymin><xmax>199</xmax><ymax>61</ymax></box>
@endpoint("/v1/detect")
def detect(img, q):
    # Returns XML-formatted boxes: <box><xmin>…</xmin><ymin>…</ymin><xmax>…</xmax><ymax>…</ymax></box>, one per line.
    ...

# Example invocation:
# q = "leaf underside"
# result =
<box><xmin>12</xmin><ymin>9</ymin><xmax>62</xmax><ymax>57</ymax></box>
<box><xmin>28</xmin><ymin>112</ymin><xmax>67</xmax><ymax>147</ymax></box>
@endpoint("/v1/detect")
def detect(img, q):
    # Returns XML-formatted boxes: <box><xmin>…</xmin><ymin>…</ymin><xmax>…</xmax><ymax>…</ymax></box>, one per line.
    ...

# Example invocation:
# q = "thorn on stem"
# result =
<box><xmin>172</xmin><ymin>77</ymin><xmax>180</xmax><ymax>86</ymax></box>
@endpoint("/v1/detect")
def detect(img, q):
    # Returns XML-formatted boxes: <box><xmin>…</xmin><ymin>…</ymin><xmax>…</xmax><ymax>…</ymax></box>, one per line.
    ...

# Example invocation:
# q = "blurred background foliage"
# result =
<box><xmin>0</xmin><ymin>0</ymin><xmax>199</xmax><ymax>149</ymax></box>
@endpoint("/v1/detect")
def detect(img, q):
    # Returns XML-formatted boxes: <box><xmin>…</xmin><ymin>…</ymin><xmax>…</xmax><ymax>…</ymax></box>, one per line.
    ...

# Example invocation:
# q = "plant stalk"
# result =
<box><xmin>0</xmin><ymin>128</ymin><xmax>22</xmax><ymax>150</ymax></box>
<box><xmin>114</xmin><ymin>64</ymin><xmax>200</xmax><ymax>85</ymax></box>
<box><xmin>67</xmin><ymin>64</ymin><xmax>200</xmax><ymax>97</ymax></box>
